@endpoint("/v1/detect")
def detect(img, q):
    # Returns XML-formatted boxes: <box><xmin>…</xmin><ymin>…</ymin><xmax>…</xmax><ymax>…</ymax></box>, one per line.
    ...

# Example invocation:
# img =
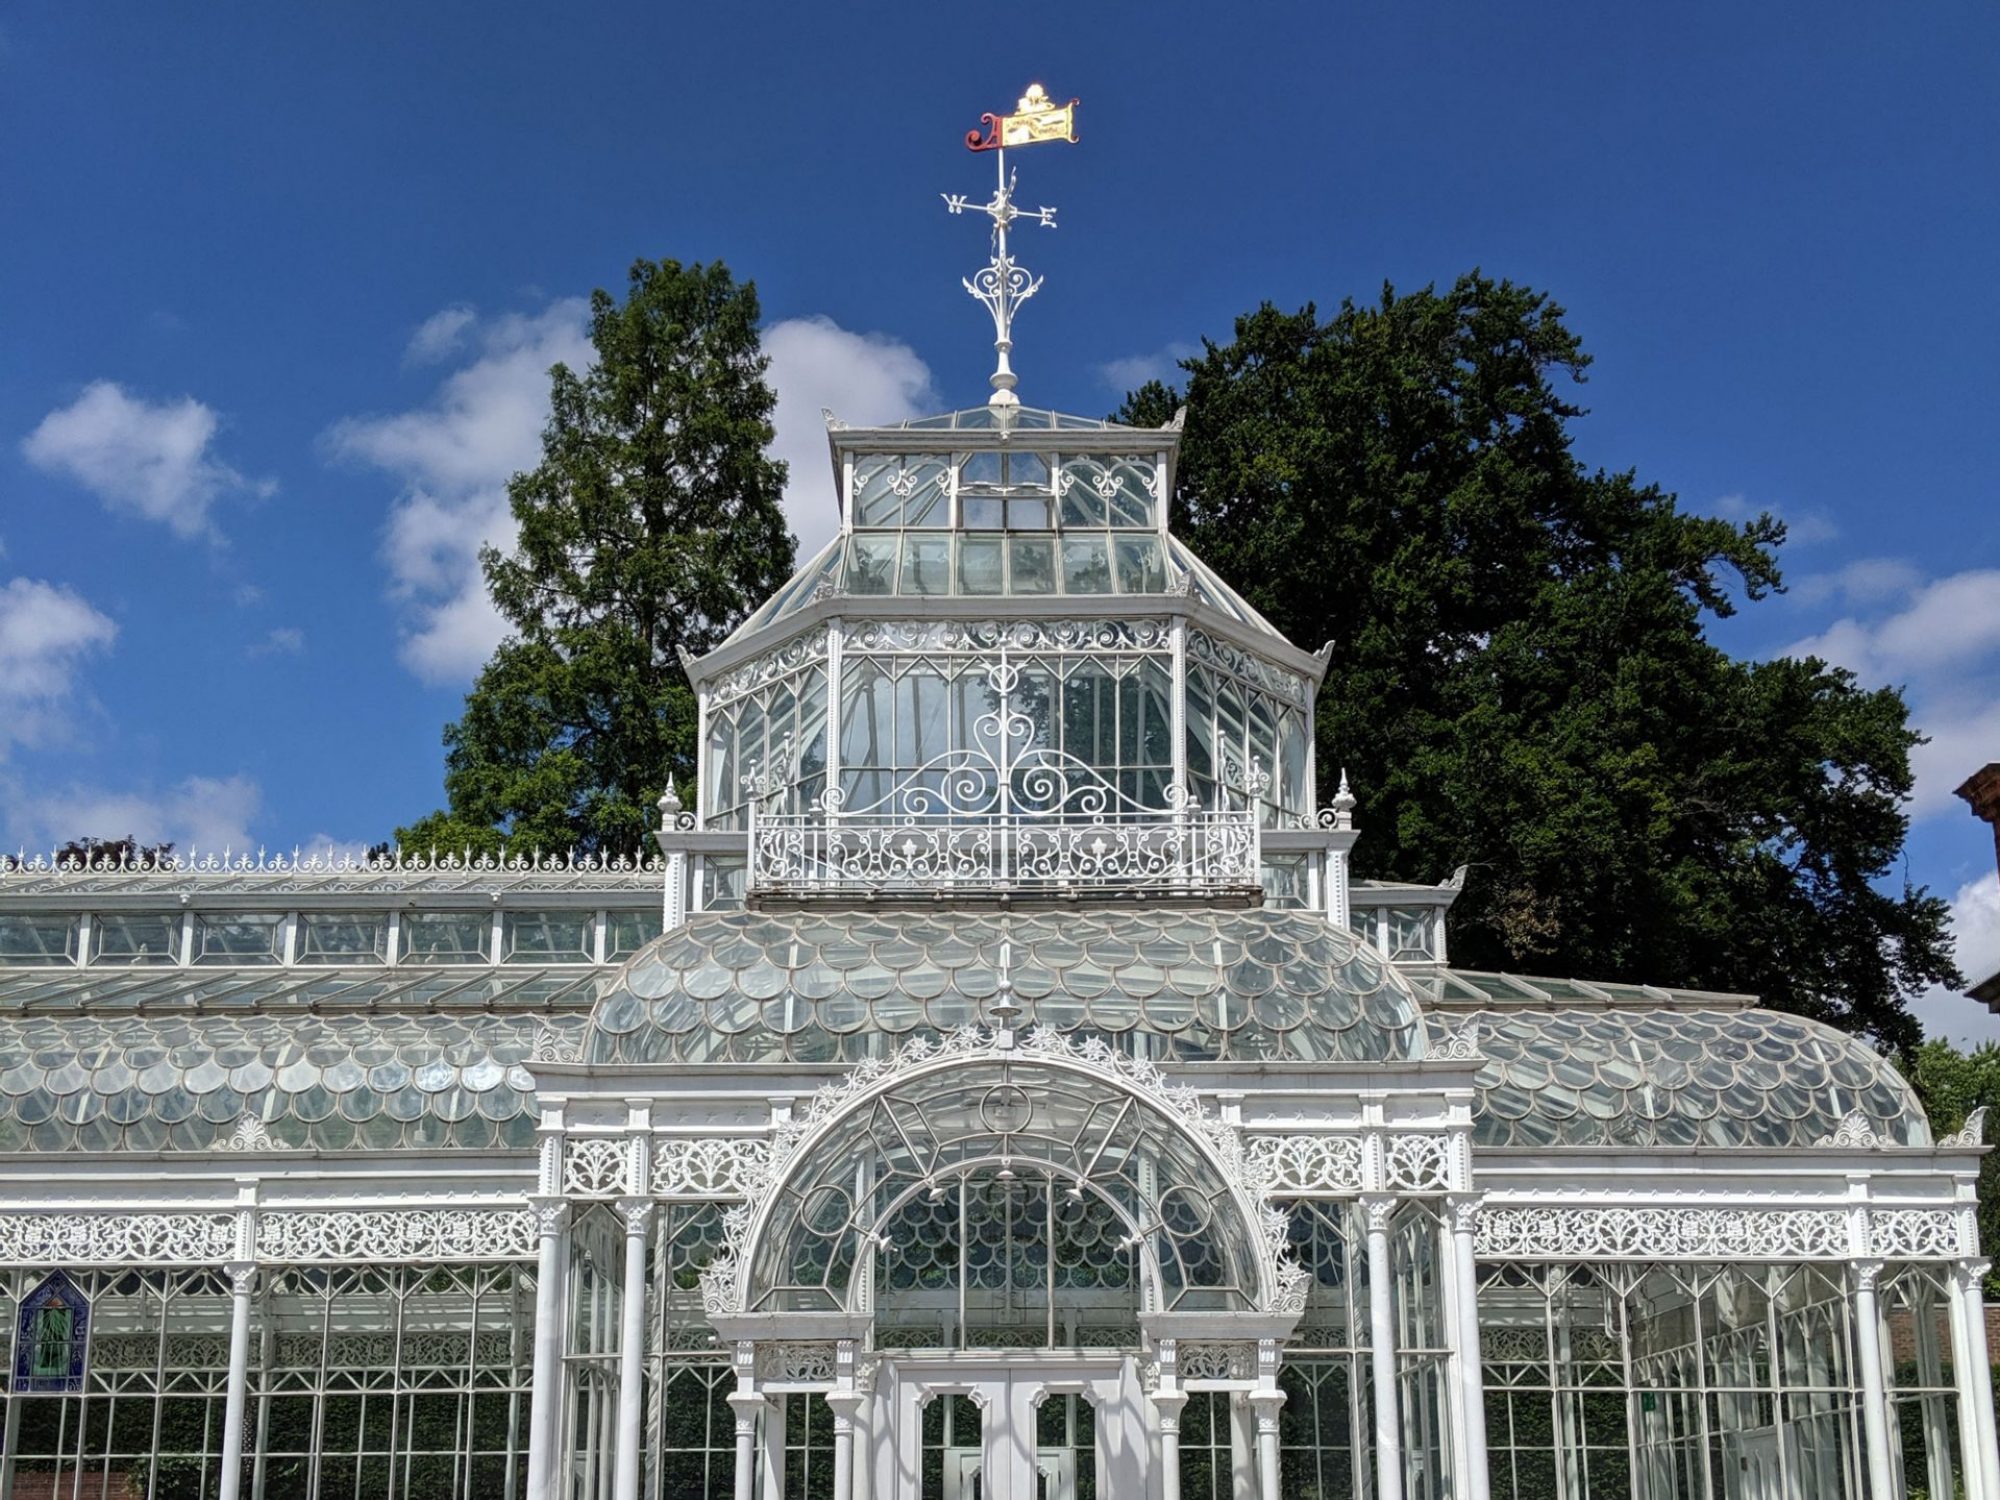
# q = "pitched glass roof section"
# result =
<box><xmin>0</xmin><ymin>1011</ymin><xmax>582</xmax><ymax>1154</ymax></box>
<box><xmin>0</xmin><ymin>965</ymin><xmax>604</xmax><ymax>1013</ymax></box>
<box><xmin>717</xmin><ymin>537</ymin><xmax>1285</xmax><ymax>650</ymax></box>
<box><xmin>880</xmin><ymin>406</ymin><xmax>1150</xmax><ymax>432</ymax></box>
<box><xmin>0</xmin><ymin>852</ymin><xmax>665</xmax><ymax>897</ymax></box>
<box><xmin>1454</xmin><ymin>1008</ymin><xmax>1931</xmax><ymax>1149</ymax></box>
<box><xmin>591</xmin><ymin>907</ymin><xmax>1427</xmax><ymax>1065</ymax></box>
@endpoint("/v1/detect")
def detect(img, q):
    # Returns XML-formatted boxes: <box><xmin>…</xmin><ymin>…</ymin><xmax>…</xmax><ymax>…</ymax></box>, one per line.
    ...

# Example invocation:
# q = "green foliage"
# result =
<box><xmin>1907</xmin><ymin>1040</ymin><xmax>2000</xmax><ymax>1295</ymax></box>
<box><xmin>399</xmin><ymin>259</ymin><xmax>794</xmax><ymax>856</ymax></box>
<box><xmin>1119</xmin><ymin>274</ymin><xmax>1955</xmax><ymax>1047</ymax></box>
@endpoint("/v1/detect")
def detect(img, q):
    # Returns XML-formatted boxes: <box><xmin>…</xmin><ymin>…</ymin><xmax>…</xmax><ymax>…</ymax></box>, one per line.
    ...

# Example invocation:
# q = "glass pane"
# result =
<box><xmin>401</xmin><ymin>911</ymin><xmax>491</xmax><ymax>964</ymax></box>
<box><xmin>959</xmin><ymin>535</ymin><xmax>1005</xmax><ymax>595</ymax></box>
<box><xmin>1009</xmin><ymin>537</ymin><xmax>1056</xmax><ymax>595</ymax></box>
<box><xmin>848</xmin><ymin>536</ymin><xmax>898</xmax><ymax>595</ymax></box>
<box><xmin>1061</xmin><ymin>535</ymin><xmax>1112</xmax><ymax>594</ymax></box>
<box><xmin>1006</xmin><ymin>495</ymin><xmax>1052</xmax><ymax>530</ymax></box>
<box><xmin>962</xmin><ymin>495</ymin><xmax>1004</xmax><ymax>529</ymax></box>
<box><xmin>606</xmin><ymin>910</ymin><xmax>665</xmax><ymax>961</ymax></box>
<box><xmin>297</xmin><ymin>913</ymin><xmax>387</xmax><ymax>965</ymax></box>
<box><xmin>504</xmin><ymin>911</ymin><xmax>592</xmax><ymax>963</ymax></box>
<box><xmin>91</xmin><ymin>913</ymin><xmax>181</xmax><ymax>965</ymax></box>
<box><xmin>851</xmin><ymin>454</ymin><xmax>905</xmax><ymax>527</ymax></box>
<box><xmin>901</xmin><ymin>536</ymin><xmax>950</xmax><ymax>596</ymax></box>
<box><xmin>0</xmin><ymin>915</ymin><xmax>77</xmax><ymax>966</ymax></box>
<box><xmin>702</xmin><ymin>858</ymin><xmax>746</xmax><ymax>912</ymax></box>
<box><xmin>193</xmin><ymin>913</ymin><xmax>283</xmax><ymax>966</ymax></box>
<box><xmin>1114</xmin><ymin>535</ymin><xmax>1166</xmax><ymax>593</ymax></box>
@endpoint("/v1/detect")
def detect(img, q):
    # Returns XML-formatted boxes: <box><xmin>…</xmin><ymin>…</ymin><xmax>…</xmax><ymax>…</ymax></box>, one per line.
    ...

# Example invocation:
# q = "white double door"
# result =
<box><xmin>945</xmin><ymin>1445</ymin><xmax>1074</xmax><ymax>1500</ymax></box>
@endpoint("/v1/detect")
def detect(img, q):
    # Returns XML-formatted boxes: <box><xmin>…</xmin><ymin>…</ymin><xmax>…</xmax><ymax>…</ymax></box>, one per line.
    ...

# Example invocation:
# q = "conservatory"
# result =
<box><xmin>0</xmin><ymin>390</ymin><xmax>1990</xmax><ymax>1500</ymax></box>
<box><xmin>0</xmin><ymin>95</ymin><xmax>1992</xmax><ymax>1500</ymax></box>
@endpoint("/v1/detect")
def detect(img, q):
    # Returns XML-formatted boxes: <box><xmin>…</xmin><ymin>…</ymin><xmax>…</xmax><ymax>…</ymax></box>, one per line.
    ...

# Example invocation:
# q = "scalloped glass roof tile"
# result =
<box><xmin>1448</xmin><ymin>1007</ymin><xmax>1930</xmax><ymax>1149</ymax></box>
<box><xmin>592</xmin><ymin>906</ymin><xmax>1426</xmax><ymax>1065</ymax></box>
<box><xmin>0</xmin><ymin>1010</ymin><xmax>587</xmax><ymax>1153</ymax></box>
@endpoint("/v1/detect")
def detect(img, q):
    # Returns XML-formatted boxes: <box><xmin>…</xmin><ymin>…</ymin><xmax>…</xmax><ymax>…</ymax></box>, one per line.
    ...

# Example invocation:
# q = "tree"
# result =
<box><xmin>1119</xmin><ymin>274</ymin><xmax>1955</xmax><ymax>1046</ymax></box>
<box><xmin>399</xmin><ymin>258</ymin><xmax>795</xmax><ymax>856</ymax></box>
<box><xmin>1906</xmin><ymin>1040</ymin><xmax>2000</xmax><ymax>1296</ymax></box>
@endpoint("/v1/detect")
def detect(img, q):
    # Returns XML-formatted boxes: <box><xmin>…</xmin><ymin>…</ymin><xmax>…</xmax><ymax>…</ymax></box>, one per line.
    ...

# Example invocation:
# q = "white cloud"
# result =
<box><xmin>1097</xmin><ymin>341</ymin><xmax>1200</xmax><ymax>394</ymax></box>
<box><xmin>328</xmin><ymin>300</ymin><xmax>593</xmax><ymax>684</ymax></box>
<box><xmin>3</xmin><ymin>773</ymin><xmax>262</xmax><ymax>855</ymax></box>
<box><xmin>765</xmin><ymin>316</ymin><xmax>936</xmax><ymax>556</ymax></box>
<box><xmin>1788</xmin><ymin>556</ymin><xmax>1925</xmax><ymax>610</ymax></box>
<box><xmin>1713</xmin><ymin>492</ymin><xmax>1839</xmax><ymax>547</ymax></box>
<box><xmin>1910</xmin><ymin>870</ymin><xmax>2000</xmax><ymax>1047</ymax></box>
<box><xmin>336</xmin><ymin>305</ymin><xmax>935</xmax><ymax>680</ymax></box>
<box><xmin>1783</xmin><ymin>566</ymin><xmax>2000</xmax><ymax>820</ymax></box>
<box><xmin>21</xmin><ymin>381</ymin><xmax>270</xmax><ymax>539</ymax></box>
<box><xmin>0</xmin><ymin>577</ymin><xmax>116</xmax><ymax>754</ymax></box>
<box><xmin>247</xmin><ymin>626</ymin><xmax>304</xmax><ymax>658</ymax></box>
<box><xmin>405</xmin><ymin>305</ymin><xmax>477</xmax><ymax>365</ymax></box>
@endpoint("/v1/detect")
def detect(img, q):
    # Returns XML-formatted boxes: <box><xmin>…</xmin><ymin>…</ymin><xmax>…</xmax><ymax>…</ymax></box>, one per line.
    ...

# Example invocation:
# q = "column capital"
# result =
<box><xmin>1851</xmin><ymin>1257</ymin><xmax>1885</xmax><ymax>1293</ymax></box>
<box><xmin>1247</xmin><ymin>1388</ymin><xmax>1287</xmax><ymax>1434</ymax></box>
<box><xmin>531</xmin><ymin>1197</ymin><xmax>571</xmax><ymax>1237</ymax></box>
<box><xmin>615</xmin><ymin>1195</ymin><xmax>654</xmax><ymax>1235</ymax></box>
<box><xmin>225</xmin><ymin>1260</ymin><xmax>257</xmax><ymax>1295</ymax></box>
<box><xmin>1445</xmin><ymin>1192</ymin><xmax>1486</xmax><ymax>1236</ymax></box>
<box><xmin>1955</xmin><ymin>1258</ymin><xmax>1993</xmax><ymax>1292</ymax></box>
<box><xmin>1360</xmin><ymin>1192</ymin><xmax>1397</xmax><ymax>1235</ymax></box>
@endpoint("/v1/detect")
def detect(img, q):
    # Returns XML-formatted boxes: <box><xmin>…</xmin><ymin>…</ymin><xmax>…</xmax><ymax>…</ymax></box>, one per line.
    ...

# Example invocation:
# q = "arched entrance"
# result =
<box><xmin>704</xmin><ymin>1030</ymin><xmax>1301</xmax><ymax>1500</ymax></box>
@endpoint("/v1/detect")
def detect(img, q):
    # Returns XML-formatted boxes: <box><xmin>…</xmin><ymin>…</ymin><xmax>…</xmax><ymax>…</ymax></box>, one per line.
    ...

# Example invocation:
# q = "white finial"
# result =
<box><xmin>1331</xmin><ymin>769</ymin><xmax>1357</xmax><ymax>831</ymax></box>
<box><xmin>945</xmin><ymin>85</ymin><xmax>1077</xmax><ymax>407</ymax></box>
<box><xmin>657</xmin><ymin>781</ymin><xmax>682</xmax><ymax>824</ymax></box>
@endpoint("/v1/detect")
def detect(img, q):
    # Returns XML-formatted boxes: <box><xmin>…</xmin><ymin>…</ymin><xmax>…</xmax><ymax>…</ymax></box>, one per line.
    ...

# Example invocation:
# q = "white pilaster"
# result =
<box><xmin>612</xmin><ymin>1190</ymin><xmax>653</xmax><ymax>1500</ymax></box>
<box><xmin>1952</xmin><ymin>1259</ymin><xmax>2000</xmax><ymax>1500</ymax></box>
<box><xmin>1446</xmin><ymin>1195</ymin><xmax>1492</xmax><ymax>1500</ymax></box>
<box><xmin>217</xmin><ymin>1180</ymin><xmax>259</xmax><ymax>1500</ymax></box>
<box><xmin>728</xmin><ymin>1389</ymin><xmax>765</xmax><ymax>1500</ymax></box>
<box><xmin>525</xmin><ymin>1198</ymin><xmax>571</xmax><ymax>1500</ymax></box>
<box><xmin>1154</xmin><ymin>1390</ymin><xmax>1186</xmax><ymax>1500</ymax></box>
<box><xmin>1852</xmin><ymin>1259</ymin><xmax>1897</xmax><ymax>1500</ymax></box>
<box><xmin>1248</xmin><ymin>1391</ymin><xmax>1285</xmax><ymax>1500</ymax></box>
<box><xmin>1363</xmin><ymin>1194</ymin><xmax>1403</xmax><ymax>1500</ymax></box>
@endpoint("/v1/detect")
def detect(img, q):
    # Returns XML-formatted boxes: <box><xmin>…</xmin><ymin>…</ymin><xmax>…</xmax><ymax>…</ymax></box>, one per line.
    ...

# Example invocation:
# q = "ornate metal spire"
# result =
<box><xmin>944</xmin><ymin>83</ymin><xmax>1078</xmax><ymax>408</ymax></box>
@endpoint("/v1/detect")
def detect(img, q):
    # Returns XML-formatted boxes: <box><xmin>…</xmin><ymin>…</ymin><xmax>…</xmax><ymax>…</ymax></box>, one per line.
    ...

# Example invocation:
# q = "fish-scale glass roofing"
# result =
<box><xmin>1456</xmin><ymin>1008</ymin><xmax>1931</xmax><ymax>1149</ymax></box>
<box><xmin>590</xmin><ymin>907</ymin><xmax>1427</xmax><ymax>1065</ymax></box>
<box><xmin>0</xmin><ymin>1011</ymin><xmax>585</xmax><ymax>1154</ymax></box>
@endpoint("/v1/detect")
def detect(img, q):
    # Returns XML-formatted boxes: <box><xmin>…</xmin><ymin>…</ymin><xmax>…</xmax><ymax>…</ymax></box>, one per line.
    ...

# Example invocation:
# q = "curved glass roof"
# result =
<box><xmin>1458</xmin><ymin>1008</ymin><xmax>1931</xmax><ymax>1149</ymax></box>
<box><xmin>722</xmin><ymin>537</ymin><xmax>1284</xmax><ymax>650</ymax></box>
<box><xmin>0</xmin><ymin>1011</ymin><xmax>580</xmax><ymax>1154</ymax></box>
<box><xmin>591</xmin><ymin>907</ymin><xmax>1427</xmax><ymax>1065</ymax></box>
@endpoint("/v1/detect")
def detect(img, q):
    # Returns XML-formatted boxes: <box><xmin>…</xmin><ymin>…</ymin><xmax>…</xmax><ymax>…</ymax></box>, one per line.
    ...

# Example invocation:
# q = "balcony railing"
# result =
<box><xmin>745</xmin><ymin>750</ymin><xmax>1261</xmax><ymax>898</ymax></box>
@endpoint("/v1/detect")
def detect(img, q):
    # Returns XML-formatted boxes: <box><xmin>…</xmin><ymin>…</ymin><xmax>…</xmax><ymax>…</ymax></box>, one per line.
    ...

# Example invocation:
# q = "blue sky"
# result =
<box><xmin>3</xmin><ymin>1</ymin><xmax>1998</xmax><ymax>1037</ymax></box>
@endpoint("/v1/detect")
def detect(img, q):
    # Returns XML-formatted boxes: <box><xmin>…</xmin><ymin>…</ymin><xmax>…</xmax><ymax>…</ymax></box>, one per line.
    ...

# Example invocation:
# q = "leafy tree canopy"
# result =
<box><xmin>399</xmin><ymin>258</ymin><xmax>795</xmax><ymax>858</ymax></box>
<box><xmin>1119</xmin><ymin>273</ymin><xmax>1955</xmax><ymax>1047</ymax></box>
<box><xmin>1906</xmin><ymin>1040</ymin><xmax>2000</xmax><ymax>1292</ymax></box>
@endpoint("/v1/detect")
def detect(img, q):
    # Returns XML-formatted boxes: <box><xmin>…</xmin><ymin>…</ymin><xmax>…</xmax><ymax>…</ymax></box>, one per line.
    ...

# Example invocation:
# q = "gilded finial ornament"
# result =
<box><xmin>944</xmin><ymin>83</ymin><xmax>1078</xmax><ymax>407</ymax></box>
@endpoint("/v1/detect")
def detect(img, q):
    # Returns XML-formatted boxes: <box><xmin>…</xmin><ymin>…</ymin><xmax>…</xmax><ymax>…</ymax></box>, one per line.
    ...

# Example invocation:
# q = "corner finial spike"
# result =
<box><xmin>944</xmin><ymin>84</ymin><xmax>1077</xmax><ymax>407</ymax></box>
<box><xmin>1330</xmin><ymin>769</ymin><xmax>1357</xmax><ymax>831</ymax></box>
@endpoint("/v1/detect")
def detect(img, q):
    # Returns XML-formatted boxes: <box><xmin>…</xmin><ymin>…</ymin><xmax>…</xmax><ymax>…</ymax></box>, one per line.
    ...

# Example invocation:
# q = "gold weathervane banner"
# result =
<box><xmin>967</xmin><ymin>84</ymin><xmax>1078</xmax><ymax>153</ymax></box>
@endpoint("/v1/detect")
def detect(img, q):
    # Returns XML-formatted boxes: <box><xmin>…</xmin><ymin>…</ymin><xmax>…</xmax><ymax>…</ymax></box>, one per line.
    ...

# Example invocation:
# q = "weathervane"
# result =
<box><xmin>944</xmin><ymin>83</ymin><xmax>1078</xmax><ymax>408</ymax></box>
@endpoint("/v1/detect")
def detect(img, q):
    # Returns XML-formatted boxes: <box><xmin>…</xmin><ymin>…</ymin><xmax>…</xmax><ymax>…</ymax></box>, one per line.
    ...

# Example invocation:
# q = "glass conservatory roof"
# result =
<box><xmin>874</xmin><ymin>406</ymin><xmax>1154</xmax><ymax>433</ymax></box>
<box><xmin>1457</xmin><ymin>1007</ymin><xmax>1931</xmax><ymax>1149</ymax></box>
<box><xmin>0</xmin><ymin>1010</ymin><xmax>580</xmax><ymax>1155</ymax></box>
<box><xmin>723</xmin><ymin>536</ymin><xmax>1284</xmax><ymax>647</ymax></box>
<box><xmin>590</xmin><ymin>907</ymin><xmax>1428</xmax><ymax>1065</ymax></box>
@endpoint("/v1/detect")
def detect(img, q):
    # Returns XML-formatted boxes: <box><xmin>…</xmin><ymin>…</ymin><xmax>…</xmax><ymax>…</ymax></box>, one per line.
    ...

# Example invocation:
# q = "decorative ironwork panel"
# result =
<box><xmin>564</xmin><ymin>1138</ymin><xmax>630</xmax><ymax>1197</ymax></box>
<box><xmin>257</xmin><ymin>1208</ymin><xmax>536</xmax><ymax>1262</ymax></box>
<box><xmin>1868</xmin><ymin>1208</ymin><xmax>1966</xmax><ymax>1258</ymax></box>
<box><xmin>1243</xmin><ymin>1136</ymin><xmax>1366</xmax><ymax>1194</ymax></box>
<box><xmin>1475</xmin><ymin>1206</ymin><xmax>1851</xmax><ymax>1261</ymax></box>
<box><xmin>653</xmin><ymin>1138</ymin><xmax>769</xmax><ymax>1198</ymax></box>
<box><xmin>0</xmin><ymin>1213</ymin><xmax>234</xmax><ymax>1265</ymax></box>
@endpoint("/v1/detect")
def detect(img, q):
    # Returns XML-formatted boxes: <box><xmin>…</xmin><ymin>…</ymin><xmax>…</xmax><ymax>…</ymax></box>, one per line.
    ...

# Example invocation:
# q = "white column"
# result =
<box><xmin>1951</xmin><ymin>1259</ymin><xmax>2000</xmax><ymax>1500</ymax></box>
<box><xmin>526</xmin><ymin>1199</ymin><xmax>571</xmax><ymax>1500</ymax></box>
<box><xmin>1363</xmin><ymin>1195</ymin><xmax>1404</xmax><ymax>1500</ymax></box>
<box><xmin>611</xmin><ymin>1197</ymin><xmax>653</xmax><ymax>1500</ymax></box>
<box><xmin>826</xmin><ymin>1392</ymin><xmax>865</xmax><ymax>1500</ymax></box>
<box><xmin>1248</xmin><ymin>1391</ymin><xmax>1285</xmax><ymax>1500</ymax></box>
<box><xmin>1154</xmin><ymin>1391</ymin><xmax>1186</xmax><ymax>1500</ymax></box>
<box><xmin>1852</xmin><ymin>1260</ymin><xmax>1898</xmax><ymax>1500</ymax></box>
<box><xmin>1446</xmin><ymin>1196</ymin><xmax>1492</xmax><ymax>1500</ymax></box>
<box><xmin>218</xmin><ymin>1261</ymin><xmax>256</xmax><ymax>1500</ymax></box>
<box><xmin>727</xmin><ymin>1392</ymin><xmax>765</xmax><ymax>1500</ymax></box>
